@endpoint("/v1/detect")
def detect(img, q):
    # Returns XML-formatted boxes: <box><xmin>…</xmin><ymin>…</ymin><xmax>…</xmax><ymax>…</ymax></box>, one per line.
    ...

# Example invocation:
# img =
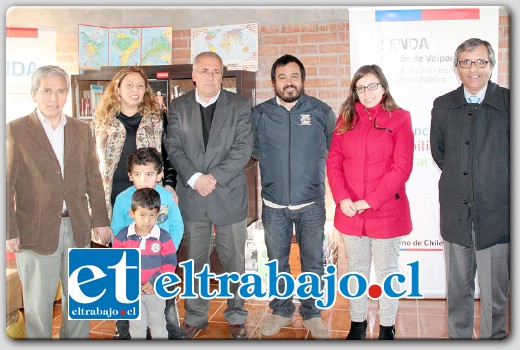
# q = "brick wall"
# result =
<box><xmin>59</xmin><ymin>18</ymin><xmax>509</xmax><ymax>112</ymax></box>
<box><xmin>169</xmin><ymin>23</ymin><xmax>348</xmax><ymax>113</ymax></box>
<box><xmin>498</xmin><ymin>15</ymin><xmax>509</xmax><ymax>87</ymax></box>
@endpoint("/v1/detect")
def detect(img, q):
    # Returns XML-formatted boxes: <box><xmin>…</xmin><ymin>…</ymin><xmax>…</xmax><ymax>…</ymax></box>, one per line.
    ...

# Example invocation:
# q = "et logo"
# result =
<box><xmin>68</xmin><ymin>248</ymin><xmax>141</xmax><ymax>320</ymax></box>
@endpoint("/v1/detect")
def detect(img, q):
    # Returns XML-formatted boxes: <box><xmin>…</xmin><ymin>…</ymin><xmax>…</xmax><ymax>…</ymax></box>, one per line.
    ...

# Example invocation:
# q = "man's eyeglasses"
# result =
<box><xmin>457</xmin><ymin>59</ymin><xmax>489</xmax><ymax>69</ymax></box>
<box><xmin>355</xmin><ymin>83</ymin><xmax>381</xmax><ymax>94</ymax></box>
<box><xmin>194</xmin><ymin>68</ymin><xmax>222</xmax><ymax>77</ymax></box>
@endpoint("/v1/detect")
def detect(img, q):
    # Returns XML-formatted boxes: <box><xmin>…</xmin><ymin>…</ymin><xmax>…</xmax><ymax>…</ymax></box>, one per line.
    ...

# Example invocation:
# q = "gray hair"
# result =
<box><xmin>193</xmin><ymin>51</ymin><xmax>224</xmax><ymax>71</ymax></box>
<box><xmin>31</xmin><ymin>65</ymin><xmax>70</xmax><ymax>94</ymax></box>
<box><xmin>454</xmin><ymin>38</ymin><xmax>496</xmax><ymax>68</ymax></box>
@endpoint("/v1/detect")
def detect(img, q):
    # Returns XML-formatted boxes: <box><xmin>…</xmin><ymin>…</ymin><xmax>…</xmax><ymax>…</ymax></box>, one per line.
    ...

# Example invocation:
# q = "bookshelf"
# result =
<box><xmin>71</xmin><ymin>64</ymin><xmax>256</xmax><ymax>119</ymax></box>
<box><xmin>72</xmin><ymin>65</ymin><xmax>259</xmax><ymax>274</ymax></box>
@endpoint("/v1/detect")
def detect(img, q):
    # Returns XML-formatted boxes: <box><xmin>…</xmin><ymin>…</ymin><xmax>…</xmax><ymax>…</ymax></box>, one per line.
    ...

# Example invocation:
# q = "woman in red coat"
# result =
<box><xmin>326</xmin><ymin>65</ymin><xmax>414</xmax><ymax>340</ymax></box>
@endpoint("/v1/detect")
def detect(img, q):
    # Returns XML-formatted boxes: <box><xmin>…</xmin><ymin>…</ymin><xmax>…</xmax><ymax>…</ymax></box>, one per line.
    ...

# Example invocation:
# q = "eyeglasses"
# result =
<box><xmin>457</xmin><ymin>59</ymin><xmax>489</xmax><ymax>69</ymax></box>
<box><xmin>194</xmin><ymin>68</ymin><xmax>222</xmax><ymax>77</ymax></box>
<box><xmin>355</xmin><ymin>83</ymin><xmax>381</xmax><ymax>94</ymax></box>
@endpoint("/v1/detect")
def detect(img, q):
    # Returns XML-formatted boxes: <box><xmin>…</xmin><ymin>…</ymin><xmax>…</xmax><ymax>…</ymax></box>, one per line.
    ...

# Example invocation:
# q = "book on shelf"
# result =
<box><xmin>80</xmin><ymin>97</ymin><xmax>91</xmax><ymax>117</ymax></box>
<box><xmin>90</xmin><ymin>84</ymin><xmax>104</xmax><ymax>118</ymax></box>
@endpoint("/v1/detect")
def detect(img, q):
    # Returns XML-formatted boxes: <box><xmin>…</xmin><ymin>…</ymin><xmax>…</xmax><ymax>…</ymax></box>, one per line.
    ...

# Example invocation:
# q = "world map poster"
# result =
<box><xmin>141</xmin><ymin>27</ymin><xmax>173</xmax><ymax>66</ymax></box>
<box><xmin>191</xmin><ymin>23</ymin><xmax>258</xmax><ymax>72</ymax></box>
<box><xmin>78</xmin><ymin>25</ymin><xmax>173</xmax><ymax>70</ymax></box>
<box><xmin>109</xmin><ymin>27</ymin><xmax>141</xmax><ymax>66</ymax></box>
<box><xmin>78</xmin><ymin>24</ymin><xmax>109</xmax><ymax>72</ymax></box>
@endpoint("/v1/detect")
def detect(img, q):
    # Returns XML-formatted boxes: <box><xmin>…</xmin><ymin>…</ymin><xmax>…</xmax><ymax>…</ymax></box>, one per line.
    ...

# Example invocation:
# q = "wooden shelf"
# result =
<box><xmin>72</xmin><ymin>65</ymin><xmax>259</xmax><ymax>274</ymax></box>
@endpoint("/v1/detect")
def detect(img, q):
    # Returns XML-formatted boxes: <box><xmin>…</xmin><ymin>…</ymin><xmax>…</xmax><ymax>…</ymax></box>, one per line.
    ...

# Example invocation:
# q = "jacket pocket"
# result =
<box><xmin>227</xmin><ymin>174</ymin><xmax>246</xmax><ymax>189</ymax></box>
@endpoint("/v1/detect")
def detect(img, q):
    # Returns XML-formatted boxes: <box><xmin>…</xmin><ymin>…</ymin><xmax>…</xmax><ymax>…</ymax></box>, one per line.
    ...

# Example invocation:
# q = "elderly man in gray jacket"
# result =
<box><xmin>430</xmin><ymin>38</ymin><xmax>509</xmax><ymax>340</ymax></box>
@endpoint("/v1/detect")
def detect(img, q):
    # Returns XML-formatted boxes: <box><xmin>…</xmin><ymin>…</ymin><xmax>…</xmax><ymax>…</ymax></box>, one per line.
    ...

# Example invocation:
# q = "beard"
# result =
<box><xmin>275</xmin><ymin>84</ymin><xmax>304</xmax><ymax>104</ymax></box>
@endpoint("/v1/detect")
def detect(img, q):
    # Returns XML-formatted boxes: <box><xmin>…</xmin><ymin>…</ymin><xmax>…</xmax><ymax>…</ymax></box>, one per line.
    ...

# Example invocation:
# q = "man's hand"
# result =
<box><xmin>92</xmin><ymin>226</ymin><xmax>113</xmax><ymax>246</ymax></box>
<box><xmin>6</xmin><ymin>237</ymin><xmax>20</xmax><ymax>253</ymax></box>
<box><xmin>194</xmin><ymin>174</ymin><xmax>217</xmax><ymax>197</ymax></box>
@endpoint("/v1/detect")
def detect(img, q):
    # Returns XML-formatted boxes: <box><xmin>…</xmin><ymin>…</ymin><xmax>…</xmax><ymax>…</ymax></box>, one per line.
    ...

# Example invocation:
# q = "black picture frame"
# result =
<box><xmin>148</xmin><ymin>78</ymin><xmax>169</xmax><ymax>114</ymax></box>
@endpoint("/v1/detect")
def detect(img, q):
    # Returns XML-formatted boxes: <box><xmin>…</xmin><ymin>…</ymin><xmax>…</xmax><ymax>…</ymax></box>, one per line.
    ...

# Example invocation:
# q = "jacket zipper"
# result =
<box><xmin>288</xmin><ymin>109</ymin><xmax>292</xmax><ymax>205</ymax></box>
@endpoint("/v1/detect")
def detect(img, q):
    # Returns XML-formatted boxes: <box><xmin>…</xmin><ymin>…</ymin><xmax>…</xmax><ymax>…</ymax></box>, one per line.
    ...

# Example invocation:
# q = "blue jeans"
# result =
<box><xmin>261</xmin><ymin>200</ymin><xmax>326</xmax><ymax>320</ymax></box>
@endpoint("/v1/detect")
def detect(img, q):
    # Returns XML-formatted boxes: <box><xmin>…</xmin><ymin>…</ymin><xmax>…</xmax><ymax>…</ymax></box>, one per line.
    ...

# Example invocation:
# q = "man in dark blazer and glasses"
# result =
<box><xmin>430</xmin><ymin>38</ymin><xmax>510</xmax><ymax>339</ymax></box>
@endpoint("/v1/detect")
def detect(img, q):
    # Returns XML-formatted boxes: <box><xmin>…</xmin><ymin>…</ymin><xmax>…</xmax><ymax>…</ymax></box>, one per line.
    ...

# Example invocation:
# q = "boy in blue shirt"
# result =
<box><xmin>112</xmin><ymin>148</ymin><xmax>183</xmax><ymax>249</ymax></box>
<box><xmin>112</xmin><ymin>147</ymin><xmax>184</xmax><ymax>340</ymax></box>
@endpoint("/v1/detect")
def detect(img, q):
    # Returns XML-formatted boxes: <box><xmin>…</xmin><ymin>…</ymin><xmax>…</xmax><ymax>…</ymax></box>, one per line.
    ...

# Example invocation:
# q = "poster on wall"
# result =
<box><xmin>141</xmin><ymin>26</ymin><xmax>173</xmax><ymax>66</ymax></box>
<box><xmin>349</xmin><ymin>6</ymin><xmax>499</xmax><ymax>298</ymax></box>
<box><xmin>79</xmin><ymin>25</ymin><xmax>173</xmax><ymax>70</ymax></box>
<box><xmin>109</xmin><ymin>27</ymin><xmax>141</xmax><ymax>66</ymax></box>
<box><xmin>191</xmin><ymin>23</ymin><xmax>258</xmax><ymax>72</ymax></box>
<box><xmin>6</xmin><ymin>26</ymin><xmax>57</xmax><ymax>123</ymax></box>
<box><xmin>78</xmin><ymin>24</ymin><xmax>109</xmax><ymax>73</ymax></box>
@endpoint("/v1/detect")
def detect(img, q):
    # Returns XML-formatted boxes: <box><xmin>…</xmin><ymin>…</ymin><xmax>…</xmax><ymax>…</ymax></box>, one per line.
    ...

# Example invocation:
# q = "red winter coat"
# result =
<box><xmin>326</xmin><ymin>102</ymin><xmax>414</xmax><ymax>238</ymax></box>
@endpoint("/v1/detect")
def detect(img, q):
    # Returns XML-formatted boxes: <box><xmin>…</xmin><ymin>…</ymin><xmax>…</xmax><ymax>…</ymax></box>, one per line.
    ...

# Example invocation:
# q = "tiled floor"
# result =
<box><xmin>45</xmin><ymin>238</ymin><xmax>506</xmax><ymax>340</ymax></box>
<box><xmin>50</xmin><ymin>296</ymin><xmax>485</xmax><ymax>340</ymax></box>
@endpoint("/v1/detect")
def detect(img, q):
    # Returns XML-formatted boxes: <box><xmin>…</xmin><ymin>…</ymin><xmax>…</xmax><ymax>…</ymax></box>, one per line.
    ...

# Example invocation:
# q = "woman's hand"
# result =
<box><xmin>353</xmin><ymin>199</ymin><xmax>370</xmax><ymax>214</ymax></box>
<box><xmin>339</xmin><ymin>199</ymin><xmax>357</xmax><ymax>217</ymax></box>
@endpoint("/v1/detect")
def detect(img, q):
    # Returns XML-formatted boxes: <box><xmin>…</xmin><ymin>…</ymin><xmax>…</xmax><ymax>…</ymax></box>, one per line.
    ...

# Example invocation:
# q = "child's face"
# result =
<box><xmin>128</xmin><ymin>163</ymin><xmax>163</xmax><ymax>190</ymax></box>
<box><xmin>129</xmin><ymin>206</ymin><xmax>159</xmax><ymax>236</ymax></box>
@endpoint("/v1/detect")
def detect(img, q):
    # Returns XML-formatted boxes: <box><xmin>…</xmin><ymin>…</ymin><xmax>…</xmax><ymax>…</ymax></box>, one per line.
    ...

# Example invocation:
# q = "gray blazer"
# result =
<box><xmin>165</xmin><ymin>89</ymin><xmax>253</xmax><ymax>226</ymax></box>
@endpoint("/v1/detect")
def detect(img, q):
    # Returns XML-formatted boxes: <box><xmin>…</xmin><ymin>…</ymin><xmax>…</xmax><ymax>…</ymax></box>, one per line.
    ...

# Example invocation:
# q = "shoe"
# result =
<box><xmin>378</xmin><ymin>325</ymin><xmax>395</xmax><ymax>340</ymax></box>
<box><xmin>112</xmin><ymin>323</ymin><xmax>131</xmax><ymax>340</ymax></box>
<box><xmin>303</xmin><ymin>317</ymin><xmax>329</xmax><ymax>339</ymax></box>
<box><xmin>346</xmin><ymin>320</ymin><xmax>367</xmax><ymax>340</ymax></box>
<box><xmin>166</xmin><ymin>324</ymin><xmax>185</xmax><ymax>340</ymax></box>
<box><xmin>230</xmin><ymin>324</ymin><xmax>248</xmax><ymax>339</ymax></box>
<box><xmin>112</xmin><ymin>333</ymin><xmax>130</xmax><ymax>340</ymax></box>
<box><xmin>182</xmin><ymin>322</ymin><xmax>208</xmax><ymax>340</ymax></box>
<box><xmin>260</xmin><ymin>314</ymin><xmax>292</xmax><ymax>336</ymax></box>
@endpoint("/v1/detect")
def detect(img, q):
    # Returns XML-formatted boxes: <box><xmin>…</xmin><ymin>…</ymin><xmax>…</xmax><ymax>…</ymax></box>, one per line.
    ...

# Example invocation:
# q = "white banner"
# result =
<box><xmin>349</xmin><ymin>6</ymin><xmax>499</xmax><ymax>298</ymax></box>
<box><xmin>6</xmin><ymin>27</ymin><xmax>57</xmax><ymax>123</ymax></box>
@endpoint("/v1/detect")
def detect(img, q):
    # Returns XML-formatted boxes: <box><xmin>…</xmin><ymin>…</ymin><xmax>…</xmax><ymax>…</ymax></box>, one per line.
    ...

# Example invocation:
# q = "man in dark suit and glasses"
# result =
<box><xmin>430</xmin><ymin>38</ymin><xmax>510</xmax><ymax>339</ymax></box>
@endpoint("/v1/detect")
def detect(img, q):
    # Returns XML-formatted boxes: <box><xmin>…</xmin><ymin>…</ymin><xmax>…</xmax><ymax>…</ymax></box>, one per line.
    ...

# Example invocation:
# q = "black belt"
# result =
<box><xmin>61</xmin><ymin>209</ymin><xmax>69</xmax><ymax>217</ymax></box>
